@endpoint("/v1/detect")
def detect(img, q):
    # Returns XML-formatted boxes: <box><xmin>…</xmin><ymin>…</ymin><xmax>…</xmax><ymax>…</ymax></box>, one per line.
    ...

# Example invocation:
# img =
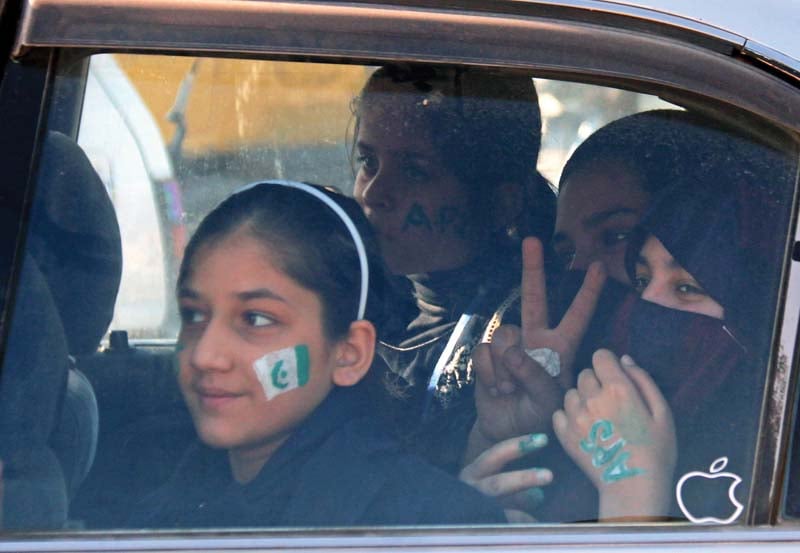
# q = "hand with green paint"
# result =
<box><xmin>460</xmin><ymin>433</ymin><xmax>552</xmax><ymax>522</ymax></box>
<box><xmin>466</xmin><ymin>237</ymin><xmax>605</xmax><ymax>463</ymax></box>
<box><xmin>552</xmin><ymin>349</ymin><xmax>676</xmax><ymax>521</ymax></box>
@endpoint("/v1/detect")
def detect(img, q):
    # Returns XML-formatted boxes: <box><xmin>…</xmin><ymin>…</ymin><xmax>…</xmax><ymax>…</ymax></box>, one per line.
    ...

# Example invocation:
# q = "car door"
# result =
<box><xmin>1</xmin><ymin>0</ymin><xmax>800</xmax><ymax>551</ymax></box>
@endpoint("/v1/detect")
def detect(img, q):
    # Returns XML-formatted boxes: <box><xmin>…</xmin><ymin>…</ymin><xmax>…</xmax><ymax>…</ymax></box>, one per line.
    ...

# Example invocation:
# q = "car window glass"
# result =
<box><xmin>1</xmin><ymin>52</ymin><xmax>797</xmax><ymax>532</ymax></box>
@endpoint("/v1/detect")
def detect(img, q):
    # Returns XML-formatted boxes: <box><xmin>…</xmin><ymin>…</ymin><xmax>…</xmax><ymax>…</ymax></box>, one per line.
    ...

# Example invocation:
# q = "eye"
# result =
<box><xmin>179</xmin><ymin>306</ymin><xmax>206</xmax><ymax>325</ymax></box>
<box><xmin>633</xmin><ymin>267</ymin><xmax>650</xmax><ymax>293</ymax></box>
<box><xmin>600</xmin><ymin>229</ymin><xmax>632</xmax><ymax>249</ymax></box>
<box><xmin>556</xmin><ymin>248</ymin><xmax>576</xmax><ymax>270</ymax></box>
<box><xmin>355</xmin><ymin>151</ymin><xmax>378</xmax><ymax>177</ymax></box>
<box><xmin>245</xmin><ymin>311</ymin><xmax>274</xmax><ymax>328</ymax></box>
<box><xmin>676</xmin><ymin>282</ymin><xmax>708</xmax><ymax>297</ymax></box>
<box><xmin>403</xmin><ymin>162</ymin><xmax>429</xmax><ymax>183</ymax></box>
<box><xmin>552</xmin><ymin>239</ymin><xmax>576</xmax><ymax>270</ymax></box>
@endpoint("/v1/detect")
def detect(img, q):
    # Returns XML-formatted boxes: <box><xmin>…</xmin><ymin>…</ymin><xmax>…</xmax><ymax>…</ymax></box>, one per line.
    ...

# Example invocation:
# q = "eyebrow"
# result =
<box><xmin>355</xmin><ymin>139</ymin><xmax>374</xmax><ymax>153</ymax></box>
<box><xmin>177</xmin><ymin>287</ymin><xmax>287</xmax><ymax>303</ymax></box>
<box><xmin>178</xmin><ymin>287</ymin><xmax>199</xmax><ymax>300</ymax></box>
<box><xmin>236</xmin><ymin>288</ymin><xmax>287</xmax><ymax>303</ymax></box>
<box><xmin>584</xmin><ymin>207</ymin><xmax>640</xmax><ymax>229</ymax></box>
<box><xmin>636</xmin><ymin>253</ymin><xmax>683</xmax><ymax>270</ymax></box>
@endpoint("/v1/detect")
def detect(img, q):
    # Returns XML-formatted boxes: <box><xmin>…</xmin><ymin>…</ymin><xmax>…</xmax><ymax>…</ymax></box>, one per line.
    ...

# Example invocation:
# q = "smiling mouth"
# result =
<box><xmin>195</xmin><ymin>387</ymin><xmax>243</xmax><ymax>409</ymax></box>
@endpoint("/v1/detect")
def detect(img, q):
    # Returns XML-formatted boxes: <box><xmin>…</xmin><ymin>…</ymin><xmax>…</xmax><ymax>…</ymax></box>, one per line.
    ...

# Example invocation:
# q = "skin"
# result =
<box><xmin>553</xmin><ymin>350</ymin><xmax>677</xmax><ymax>521</ymax></box>
<box><xmin>353</xmin><ymin>103</ymin><xmax>483</xmax><ymax>275</ymax></box>
<box><xmin>466</xmin><ymin>237</ymin><xmax>606</xmax><ymax>464</ymax></box>
<box><xmin>634</xmin><ymin>236</ymin><xmax>725</xmax><ymax>319</ymax></box>
<box><xmin>177</xmin><ymin>231</ymin><xmax>374</xmax><ymax>483</ymax></box>
<box><xmin>554</xmin><ymin>162</ymin><xmax>649</xmax><ymax>283</ymax></box>
<box><xmin>459</xmin><ymin>432</ymin><xmax>554</xmax><ymax>522</ymax></box>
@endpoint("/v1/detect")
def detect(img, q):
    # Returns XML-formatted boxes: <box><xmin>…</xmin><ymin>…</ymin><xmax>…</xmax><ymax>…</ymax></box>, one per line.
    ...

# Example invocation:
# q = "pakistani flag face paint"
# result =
<box><xmin>176</xmin><ymin>232</ymin><xmax>338</xmax><ymax>454</ymax></box>
<box><xmin>254</xmin><ymin>344</ymin><xmax>311</xmax><ymax>400</ymax></box>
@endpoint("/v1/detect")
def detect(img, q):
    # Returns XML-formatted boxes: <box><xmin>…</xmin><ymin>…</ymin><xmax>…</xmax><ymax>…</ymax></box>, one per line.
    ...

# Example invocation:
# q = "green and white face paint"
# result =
<box><xmin>253</xmin><ymin>344</ymin><xmax>311</xmax><ymax>400</ymax></box>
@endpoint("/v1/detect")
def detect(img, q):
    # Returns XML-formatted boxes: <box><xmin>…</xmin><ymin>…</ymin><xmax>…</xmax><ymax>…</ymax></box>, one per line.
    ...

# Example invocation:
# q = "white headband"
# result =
<box><xmin>233</xmin><ymin>180</ymin><xmax>369</xmax><ymax>320</ymax></box>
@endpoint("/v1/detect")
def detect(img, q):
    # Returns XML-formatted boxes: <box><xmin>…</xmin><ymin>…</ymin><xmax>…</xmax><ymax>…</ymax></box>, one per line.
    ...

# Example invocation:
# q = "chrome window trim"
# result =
<box><xmin>12</xmin><ymin>1</ymin><xmax>800</xmax><ymax>132</ymax></box>
<box><xmin>5</xmin><ymin>526</ymin><xmax>800</xmax><ymax>551</ymax></box>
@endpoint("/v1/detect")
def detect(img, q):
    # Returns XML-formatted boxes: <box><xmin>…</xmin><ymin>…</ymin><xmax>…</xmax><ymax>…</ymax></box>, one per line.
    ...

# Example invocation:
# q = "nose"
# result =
<box><xmin>640</xmin><ymin>279</ymin><xmax>678</xmax><ymax>311</ymax></box>
<box><xmin>187</xmin><ymin>321</ymin><xmax>234</xmax><ymax>373</ymax></box>
<box><xmin>356</xmin><ymin>167</ymin><xmax>395</xmax><ymax>212</ymax></box>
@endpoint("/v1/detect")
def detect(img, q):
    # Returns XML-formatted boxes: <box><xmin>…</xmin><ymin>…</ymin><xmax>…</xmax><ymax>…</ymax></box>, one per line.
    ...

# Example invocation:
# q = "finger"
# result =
<box><xmin>556</xmin><ymin>261</ymin><xmax>607</xmax><ymax>345</ymax></box>
<box><xmin>467</xmin><ymin>467</ymin><xmax>553</xmax><ymax>498</ymax></box>
<box><xmin>619</xmin><ymin>354</ymin><xmax>670</xmax><ymax>420</ymax></box>
<box><xmin>490</xmin><ymin>325</ymin><xmax>521</xmax><ymax>394</ymax></box>
<box><xmin>472</xmin><ymin>342</ymin><xmax>498</xmax><ymax>395</ymax></box>
<box><xmin>504</xmin><ymin>508</ymin><xmax>538</xmax><ymax>524</ymax></box>
<box><xmin>576</xmin><ymin>368</ymin><xmax>601</xmax><ymax>397</ymax></box>
<box><xmin>520</xmin><ymin>237</ymin><xmax>548</xmax><ymax>340</ymax></box>
<box><xmin>461</xmin><ymin>433</ymin><xmax>549</xmax><ymax>480</ymax></box>
<box><xmin>503</xmin><ymin>345</ymin><xmax>561</xmax><ymax>400</ymax></box>
<box><xmin>563</xmin><ymin>388</ymin><xmax>582</xmax><ymax>418</ymax></box>
<box><xmin>590</xmin><ymin>348</ymin><xmax>628</xmax><ymax>386</ymax></box>
<box><xmin>552</xmin><ymin>409</ymin><xmax>571</xmax><ymax>448</ymax></box>
<box><xmin>592</xmin><ymin>349</ymin><xmax>649</xmax><ymax>414</ymax></box>
<box><xmin>505</xmin><ymin>486</ymin><xmax>547</xmax><ymax>514</ymax></box>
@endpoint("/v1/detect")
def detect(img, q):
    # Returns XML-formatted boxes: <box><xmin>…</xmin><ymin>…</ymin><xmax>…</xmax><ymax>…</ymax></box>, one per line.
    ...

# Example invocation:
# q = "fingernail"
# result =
<box><xmin>527</xmin><ymin>487</ymin><xmax>545</xmax><ymax>506</ymax></box>
<box><xmin>620</xmin><ymin>354</ymin><xmax>636</xmax><ymax>367</ymax></box>
<box><xmin>519</xmin><ymin>433</ymin><xmax>548</xmax><ymax>453</ymax></box>
<box><xmin>532</xmin><ymin>468</ymin><xmax>553</xmax><ymax>483</ymax></box>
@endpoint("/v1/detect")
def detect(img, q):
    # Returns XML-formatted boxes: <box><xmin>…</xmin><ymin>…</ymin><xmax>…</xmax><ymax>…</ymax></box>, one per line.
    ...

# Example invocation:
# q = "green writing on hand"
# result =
<box><xmin>580</xmin><ymin>419</ymin><xmax>643</xmax><ymax>483</ymax></box>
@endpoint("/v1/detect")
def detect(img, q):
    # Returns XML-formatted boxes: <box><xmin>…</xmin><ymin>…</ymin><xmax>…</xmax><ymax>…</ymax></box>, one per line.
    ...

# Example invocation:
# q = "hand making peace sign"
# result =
<box><xmin>465</xmin><ymin>236</ymin><xmax>607</xmax><ymax>463</ymax></box>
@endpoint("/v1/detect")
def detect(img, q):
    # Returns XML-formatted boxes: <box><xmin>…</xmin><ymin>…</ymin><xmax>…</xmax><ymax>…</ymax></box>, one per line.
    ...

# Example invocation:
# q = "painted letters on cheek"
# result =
<box><xmin>580</xmin><ymin>419</ymin><xmax>643</xmax><ymax>483</ymax></box>
<box><xmin>402</xmin><ymin>202</ymin><xmax>467</xmax><ymax>238</ymax></box>
<box><xmin>402</xmin><ymin>203</ymin><xmax>433</xmax><ymax>232</ymax></box>
<box><xmin>253</xmin><ymin>344</ymin><xmax>311</xmax><ymax>400</ymax></box>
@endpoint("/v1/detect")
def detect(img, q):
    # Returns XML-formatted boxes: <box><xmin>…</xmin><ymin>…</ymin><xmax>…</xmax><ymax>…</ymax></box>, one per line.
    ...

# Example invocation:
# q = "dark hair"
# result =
<box><xmin>350</xmin><ymin>63</ymin><xmax>556</xmax><ymax>242</ymax></box>
<box><xmin>621</xmin><ymin>120</ymin><xmax>797</xmax><ymax>349</ymax></box>
<box><xmin>560</xmin><ymin>109</ymin><xmax>729</xmax><ymax>198</ymax></box>
<box><xmin>177</xmin><ymin>181</ymin><xmax>389</xmax><ymax>340</ymax></box>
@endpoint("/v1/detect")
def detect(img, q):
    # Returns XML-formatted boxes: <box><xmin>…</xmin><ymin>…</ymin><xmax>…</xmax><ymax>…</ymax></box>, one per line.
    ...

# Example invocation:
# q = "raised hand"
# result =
<box><xmin>552</xmin><ymin>350</ymin><xmax>677</xmax><ymax>521</ymax></box>
<box><xmin>460</xmin><ymin>433</ymin><xmax>552</xmax><ymax>522</ymax></box>
<box><xmin>465</xmin><ymin>237</ymin><xmax>606</xmax><ymax>463</ymax></box>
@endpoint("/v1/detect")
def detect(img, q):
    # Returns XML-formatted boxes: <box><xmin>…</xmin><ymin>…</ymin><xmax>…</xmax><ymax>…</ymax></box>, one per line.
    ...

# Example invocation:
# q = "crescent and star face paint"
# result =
<box><xmin>253</xmin><ymin>344</ymin><xmax>311</xmax><ymax>400</ymax></box>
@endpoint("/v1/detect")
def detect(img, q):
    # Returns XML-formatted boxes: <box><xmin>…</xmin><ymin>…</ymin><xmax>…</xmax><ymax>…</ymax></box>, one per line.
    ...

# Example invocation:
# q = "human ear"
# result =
<box><xmin>331</xmin><ymin>320</ymin><xmax>376</xmax><ymax>387</ymax></box>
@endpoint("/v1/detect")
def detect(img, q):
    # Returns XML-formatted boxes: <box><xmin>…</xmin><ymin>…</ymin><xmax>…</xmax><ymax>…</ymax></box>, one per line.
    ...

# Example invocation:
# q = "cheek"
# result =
<box><xmin>688</xmin><ymin>299</ymin><xmax>725</xmax><ymax>320</ymax></box>
<box><xmin>602</xmin><ymin>248</ymin><xmax>632</xmax><ymax>284</ymax></box>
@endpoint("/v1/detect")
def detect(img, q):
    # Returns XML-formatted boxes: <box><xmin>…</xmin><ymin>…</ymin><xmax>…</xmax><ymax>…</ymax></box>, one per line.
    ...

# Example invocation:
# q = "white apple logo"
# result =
<box><xmin>676</xmin><ymin>457</ymin><xmax>743</xmax><ymax>524</ymax></box>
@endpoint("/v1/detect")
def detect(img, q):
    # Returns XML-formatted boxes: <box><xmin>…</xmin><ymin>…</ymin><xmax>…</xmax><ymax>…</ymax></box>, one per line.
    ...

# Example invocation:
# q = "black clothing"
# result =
<box><xmin>130</xmin><ymin>385</ymin><xmax>505</xmax><ymax>528</ymax></box>
<box><xmin>377</xmin><ymin>242</ymin><xmax>521</xmax><ymax>473</ymax></box>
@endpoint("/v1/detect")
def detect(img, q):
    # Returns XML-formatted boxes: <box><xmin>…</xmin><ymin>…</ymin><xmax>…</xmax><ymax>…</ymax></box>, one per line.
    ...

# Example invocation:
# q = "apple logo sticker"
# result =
<box><xmin>676</xmin><ymin>457</ymin><xmax>743</xmax><ymax>524</ymax></box>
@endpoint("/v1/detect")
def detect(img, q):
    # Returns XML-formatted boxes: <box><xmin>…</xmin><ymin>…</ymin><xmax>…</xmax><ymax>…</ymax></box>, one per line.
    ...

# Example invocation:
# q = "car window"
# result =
<box><xmin>1</xmin><ymin>48</ymin><xmax>798</xmax><ymax>536</ymax></box>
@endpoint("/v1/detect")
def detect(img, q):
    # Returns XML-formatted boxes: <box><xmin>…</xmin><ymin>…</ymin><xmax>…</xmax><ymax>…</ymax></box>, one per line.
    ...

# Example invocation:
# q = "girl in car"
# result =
<box><xmin>350</xmin><ymin>64</ymin><xmax>560</xmax><ymax>474</ymax></box>
<box><xmin>129</xmin><ymin>180</ymin><xmax>509</xmax><ymax>528</ymax></box>
<box><xmin>553</xmin><ymin>142</ymin><xmax>792</xmax><ymax>520</ymax></box>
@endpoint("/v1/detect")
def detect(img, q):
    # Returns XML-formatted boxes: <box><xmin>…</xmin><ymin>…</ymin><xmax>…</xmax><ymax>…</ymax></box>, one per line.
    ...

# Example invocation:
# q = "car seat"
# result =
<box><xmin>26</xmin><ymin>131</ymin><xmax>123</xmax><ymax>508</ymax></box>
<box><xmin>0</xmin><ymin>255</ymin><xmax>70</xmax><ymax>529</ymax></box>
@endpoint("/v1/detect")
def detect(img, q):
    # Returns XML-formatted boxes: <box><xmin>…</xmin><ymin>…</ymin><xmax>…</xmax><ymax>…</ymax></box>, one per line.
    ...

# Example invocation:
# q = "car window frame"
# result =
<box><xmin>1</xmin><ymin>0</ymin><xmax>800</xmax><ymax>549</ymax></box>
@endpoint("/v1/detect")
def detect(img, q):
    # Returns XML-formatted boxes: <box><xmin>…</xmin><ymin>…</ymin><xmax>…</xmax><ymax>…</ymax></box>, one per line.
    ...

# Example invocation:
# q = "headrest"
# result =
<box><xmin>27</xmin><ymin>132</ymin><xmax>123</xmax><ymax>355</ymax></box>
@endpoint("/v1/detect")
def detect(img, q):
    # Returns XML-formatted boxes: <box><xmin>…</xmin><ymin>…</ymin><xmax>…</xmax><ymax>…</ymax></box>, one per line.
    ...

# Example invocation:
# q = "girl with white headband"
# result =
<box><xmin>129</xmin><ymin>180</ymin><xmax>506</xmax><ymax>528</ymax></box>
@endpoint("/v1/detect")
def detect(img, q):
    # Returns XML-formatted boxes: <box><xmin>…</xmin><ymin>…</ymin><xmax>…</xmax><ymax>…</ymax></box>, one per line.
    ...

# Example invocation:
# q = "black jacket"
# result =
<box><xmin>129</xmin><ymin>385</ymin><xmax>506</xmax><ymax>528</ymax></box>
